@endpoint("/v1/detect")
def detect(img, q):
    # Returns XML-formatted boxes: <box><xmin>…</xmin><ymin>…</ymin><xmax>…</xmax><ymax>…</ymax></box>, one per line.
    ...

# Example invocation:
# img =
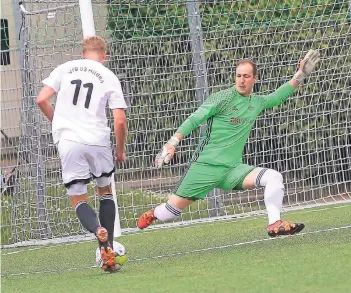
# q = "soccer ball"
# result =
<box><xmin>95</xmin><ymin>241</ymin><xmax>128</xmax><ymax>271</ymax></box>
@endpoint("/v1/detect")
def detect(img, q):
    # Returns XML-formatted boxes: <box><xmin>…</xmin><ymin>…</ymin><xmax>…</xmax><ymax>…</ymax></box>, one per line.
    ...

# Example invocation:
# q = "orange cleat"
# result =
<box><xmin>267</xmin><ymin>220</ymin><xmax>305</xmax><ymax>237</ymax></box>
<box><xmin>96</xmin><ymin>227</ymin><xmax>117</xmax><ymax>272</ymax></box>
<box><xmin>96</xmin><ymin>226</ymin><xmax>108</xmax><ymax>244</ymax></box>
<box><xmin>137</xmin><ymin>209</ymin><xmax>157</xmax><ymax>229</ymax></box>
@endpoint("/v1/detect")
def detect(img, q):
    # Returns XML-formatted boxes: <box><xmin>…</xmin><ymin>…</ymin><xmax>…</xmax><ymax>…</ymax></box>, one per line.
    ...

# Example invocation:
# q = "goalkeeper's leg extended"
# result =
<box><xmin>138</xmin><ymin>162</ymin><xmax>221</xmax><ymax>229</ymax></box>
<box><xmin>240</xmin><ymin>167</ymin><xmax>305</xmax><ymax>237</ymax></box>
<box><xmin>137</xmin><ymin>194</ymin><xmax>193</xmax><ymax>229</ymax></box>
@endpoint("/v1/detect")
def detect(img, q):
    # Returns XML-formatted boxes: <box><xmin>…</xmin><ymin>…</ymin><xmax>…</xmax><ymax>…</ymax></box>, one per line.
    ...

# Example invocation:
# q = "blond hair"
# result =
<box><xmin>81</xmin><ymin>36</ymin><xmax>106</xmax><ymax>54</ymax></box>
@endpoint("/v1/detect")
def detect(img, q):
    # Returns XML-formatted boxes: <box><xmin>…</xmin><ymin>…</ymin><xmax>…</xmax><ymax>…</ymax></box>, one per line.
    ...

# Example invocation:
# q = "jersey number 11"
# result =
<box><xmin>71</xmin><ymin>79</ymin><xmax>93</xmax><ymax>109</ymax></box>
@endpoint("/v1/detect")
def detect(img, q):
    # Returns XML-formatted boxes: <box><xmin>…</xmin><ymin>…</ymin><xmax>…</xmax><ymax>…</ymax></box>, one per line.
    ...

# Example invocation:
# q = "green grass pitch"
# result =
<box><xmin>2</xmin><ymin>203</ymin><xmax>351</xmax><ymax>293</ymax></box>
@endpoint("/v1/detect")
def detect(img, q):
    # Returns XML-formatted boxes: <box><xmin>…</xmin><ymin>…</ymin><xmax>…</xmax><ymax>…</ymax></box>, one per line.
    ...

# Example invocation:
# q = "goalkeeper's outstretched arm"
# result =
<box><xmin>263</xmin><ymin>49</ymin><xmax>320</xmax><ymax>109</ymax></box>
<box><xmin>155</xmin><ymin>96</ymin><xmax>221</xmax><ymax>167</ymax></box>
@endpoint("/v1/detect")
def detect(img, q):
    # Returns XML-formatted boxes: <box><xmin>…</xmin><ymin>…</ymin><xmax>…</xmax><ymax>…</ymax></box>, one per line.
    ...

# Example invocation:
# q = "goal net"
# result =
<box><xmin>1</xmin><ymin>0</ymin><xmax>350</xmax><ymax>247</ymax></box>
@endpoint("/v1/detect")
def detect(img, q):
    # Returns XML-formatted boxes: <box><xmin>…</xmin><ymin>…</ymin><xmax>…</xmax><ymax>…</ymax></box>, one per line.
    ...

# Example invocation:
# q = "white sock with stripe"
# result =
<box><xmin>256</xmin><ymin>168</ymin><xmax>285</xmax><ymax>225</ymax></box>
<box><xmin>154</xmin><ymin>201</ymin><xmax>182</xmax><ymax>222</ymax></box>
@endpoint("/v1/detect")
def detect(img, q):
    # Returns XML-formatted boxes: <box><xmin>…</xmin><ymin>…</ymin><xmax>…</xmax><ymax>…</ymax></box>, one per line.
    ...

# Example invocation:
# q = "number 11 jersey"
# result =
<box><xmin>42</xmin><ymin>59</ymin><xmax>127</xmax><ymax>146</ymax></box>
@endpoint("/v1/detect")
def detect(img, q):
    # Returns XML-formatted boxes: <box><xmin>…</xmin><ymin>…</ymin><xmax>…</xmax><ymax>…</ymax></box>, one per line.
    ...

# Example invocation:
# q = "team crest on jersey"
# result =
<box><xmin>248</xmin><ymin>105</ymin><xmax>254</xmax><ymax>110</ymax></box>
<box><xmin>230</xmin><ymin>117</ymin><xmax>240</xmax><ymax>124</ymax></box>
<box><xmin>233</xmin><ymin>106</ymin><xmax>238</xmax><ymax>111</ymax></box>
<box><xmin>230</xmin><ymin>117</ymin><xmax>255</xmax><ymax>124</ymax></box>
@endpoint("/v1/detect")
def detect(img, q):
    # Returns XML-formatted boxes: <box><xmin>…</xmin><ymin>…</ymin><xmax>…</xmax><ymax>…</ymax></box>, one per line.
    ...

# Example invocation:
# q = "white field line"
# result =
<box><xmin>2</xmin><ymin>202</ymin><xmax>350</xmax><ymax>256</ymax></box>
<box><xmin>2</xmin><ymin>224</ymin><xmax>351</xmax><ymax>278</ymax></box>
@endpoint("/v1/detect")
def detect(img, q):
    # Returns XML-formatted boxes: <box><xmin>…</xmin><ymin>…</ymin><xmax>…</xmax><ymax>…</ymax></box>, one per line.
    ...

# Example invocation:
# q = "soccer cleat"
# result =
<box><xmin>267</xmin><ymin>220</ymin><xmax>305</xmax><ymax>237</ymax></box>
<box><xmin>137</xmin><ymin>209</ymin><xmax>156</xmax><ymax>229</ymax></box>
<box><xmin>96</xmin><ymin>227</ymin><xmax>117</xmax><ymax>272</ymax></box>
<box><xmin>102</xmin><ymin>263</ymin><xmax>120</xmax><ymax>273</ymax></box>
<box><xmin>96</xmin><ymin>226</ymin><xmax>108</xmax><ymax>244</ymax></box>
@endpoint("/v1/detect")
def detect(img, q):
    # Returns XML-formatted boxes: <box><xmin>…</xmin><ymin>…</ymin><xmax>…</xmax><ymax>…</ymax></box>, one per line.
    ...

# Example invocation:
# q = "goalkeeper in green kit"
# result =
<box><xmin>138</xmin><ymin>50</ymin><xmax>320</xmax><ymax>237</ymax></box>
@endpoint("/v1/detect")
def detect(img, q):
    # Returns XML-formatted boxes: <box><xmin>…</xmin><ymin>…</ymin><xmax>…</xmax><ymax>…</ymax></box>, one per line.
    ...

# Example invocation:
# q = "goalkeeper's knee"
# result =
<box><xmin>255</xmin><ymin>169</ymin><xmax>284</xmax><ymax>189</ymax></box>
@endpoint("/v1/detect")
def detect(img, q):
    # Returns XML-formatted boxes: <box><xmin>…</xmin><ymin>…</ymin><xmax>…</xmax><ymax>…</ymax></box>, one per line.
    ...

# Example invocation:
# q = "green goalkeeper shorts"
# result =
<box><xmin>174</xmin><ymin>162</ymin><xmax>255</xmax><ymax>200</ymax></box>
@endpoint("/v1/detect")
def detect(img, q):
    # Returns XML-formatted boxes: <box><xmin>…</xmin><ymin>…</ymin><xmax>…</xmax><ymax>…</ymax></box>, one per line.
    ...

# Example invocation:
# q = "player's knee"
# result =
<box><xmin>67</xmin><ymin>182</ymin><xmax>87</xmax><ymax>196</ymax></box>
<box><xmin>97</xmin><ymin>185</ymin><xmax>112</xmax><ymax>197</ymax></box>
<box><xmin>257</xmin><ymin>169</ymin><xmax>284</xmax><ymax>188</ymax></box>
<box><xmin>168</xmin><ymin>194</ymin><xmax>194</xmax><ymax>210</ymax></box>
<box><xmin>96</xmin><ymin>176</ymin><xmax>112</xmax><ymax>188</ymax></box>
<box><xmin>96</xmin><ymin>176</ymin><xmax>112</xmax><ymax>196</ymax></box>
<box><xmin>66</xmin><ymin>183</ymin><xmax>88</xmax><ymax>208</ymax></box>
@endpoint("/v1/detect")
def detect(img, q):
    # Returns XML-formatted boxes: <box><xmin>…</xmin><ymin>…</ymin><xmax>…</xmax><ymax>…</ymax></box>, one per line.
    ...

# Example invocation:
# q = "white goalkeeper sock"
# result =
<box><xmin>154</xmin><ymin>201</ymin><xmax>182</xmax><ymax>222</ymax></box>
<box><xmin>256</xmin><ymin>169</ymin><xmax>284</xmax><ymax>225</ymax></box>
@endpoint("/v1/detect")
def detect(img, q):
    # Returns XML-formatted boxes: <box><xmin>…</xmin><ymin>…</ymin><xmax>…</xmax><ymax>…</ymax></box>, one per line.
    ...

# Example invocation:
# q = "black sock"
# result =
<box><xmin>75</xmin><ymin>202</ymin><xmax>99</xmax><ymax>234</ymax></box>
<box><xmin>99</xmin><ymin>194</ymin><xmax>116</xmax><ymax>244</ymax></box>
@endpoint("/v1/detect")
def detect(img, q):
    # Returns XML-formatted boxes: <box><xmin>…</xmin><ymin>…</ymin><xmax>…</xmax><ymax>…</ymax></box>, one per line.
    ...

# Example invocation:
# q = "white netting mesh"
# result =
<box><xmin>1</xmin><ymin>0</ymin><xmax>350</xmax><ymax>246</ymax></box>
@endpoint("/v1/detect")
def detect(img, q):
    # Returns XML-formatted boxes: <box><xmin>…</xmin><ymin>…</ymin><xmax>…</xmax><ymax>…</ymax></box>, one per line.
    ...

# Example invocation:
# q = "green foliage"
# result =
<box><xmin>107</xmin><ymin>0</ymin><xmax>348</xmax><ymax>39</ymax></box>
<box><xmin>108</xmin><ymin>2</ymin><xmax>188</xmax><ymax>39</ymax></box>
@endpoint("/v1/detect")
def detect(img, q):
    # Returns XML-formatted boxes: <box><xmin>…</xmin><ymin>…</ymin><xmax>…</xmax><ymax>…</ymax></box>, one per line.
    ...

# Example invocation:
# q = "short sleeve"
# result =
<box><xmin>108</xmin><ymin>76</ymin><xmax>127</xmax><ymax>109</ymax></box>
<box><xmin>42</xmin><ymin>66</ymin><xmax>62</xmax><ymax>92</ymax></box>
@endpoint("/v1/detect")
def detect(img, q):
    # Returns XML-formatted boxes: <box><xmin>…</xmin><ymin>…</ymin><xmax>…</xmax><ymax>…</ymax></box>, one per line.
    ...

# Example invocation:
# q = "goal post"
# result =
<box><xmin>78</xmin><ymin>0</ymin><xmax>95</xmax><ymax>38</ymax></box>
<box><xmin>1</xmin><ymin>0</ymin><xmax>350</xmax><ymax>247</ymax></box>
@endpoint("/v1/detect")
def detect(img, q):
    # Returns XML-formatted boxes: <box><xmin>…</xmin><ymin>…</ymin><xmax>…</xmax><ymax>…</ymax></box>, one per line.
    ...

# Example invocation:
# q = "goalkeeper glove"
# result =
<box><xmin>155</xmin><ymin>136</ymin><xmax>180</xmax><ymax>168</ymax></box>
<box><xmin>293</xmin><ymin>49</ymin><xmax>320</xmax><ymax>83</ymax></box>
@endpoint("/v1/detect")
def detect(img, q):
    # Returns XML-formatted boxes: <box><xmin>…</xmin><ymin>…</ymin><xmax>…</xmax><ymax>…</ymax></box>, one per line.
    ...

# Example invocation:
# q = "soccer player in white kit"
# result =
<box><xmin>36</xmin><ymin>36</ymin><xmax>127</xmax><ymax>272</ymax></box>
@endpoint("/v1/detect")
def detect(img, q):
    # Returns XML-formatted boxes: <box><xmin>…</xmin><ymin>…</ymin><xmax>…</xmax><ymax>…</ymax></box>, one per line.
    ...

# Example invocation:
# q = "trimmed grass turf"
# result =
<box><xmin>2</xmin><ymin>203</ymin><xmax>351</xmax><ymax>293</ymax></box>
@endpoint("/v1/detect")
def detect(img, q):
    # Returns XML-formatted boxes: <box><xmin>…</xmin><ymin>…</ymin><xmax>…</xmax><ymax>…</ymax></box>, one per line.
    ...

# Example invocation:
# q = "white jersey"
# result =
<box><xmin>42</xmin><ymin>59</ymin><xmax>127</xmax><ymax>146</ymax></box>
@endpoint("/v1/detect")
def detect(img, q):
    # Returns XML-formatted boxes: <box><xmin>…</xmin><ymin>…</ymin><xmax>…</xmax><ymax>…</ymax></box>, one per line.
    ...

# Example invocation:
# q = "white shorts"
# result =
<box><xmin>57</xmin><ymin>139</ymin><xmax>115</xmax><ymax>188</ymax></box>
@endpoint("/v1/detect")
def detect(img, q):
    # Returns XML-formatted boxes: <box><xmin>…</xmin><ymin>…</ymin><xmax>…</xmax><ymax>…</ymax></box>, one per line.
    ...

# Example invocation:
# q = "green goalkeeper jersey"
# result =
<box><xmin>176</xmin><ymin>82</ymin><xmax>295</xmax><ymax>167</ymax></box>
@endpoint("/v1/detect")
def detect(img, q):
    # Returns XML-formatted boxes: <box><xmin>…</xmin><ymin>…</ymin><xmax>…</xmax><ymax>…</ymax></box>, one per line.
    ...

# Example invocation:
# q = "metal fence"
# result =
<box><xmin>1</xmin><ymin>0</ymin><xmax>350</xmax><ymax>246</ymax></box>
